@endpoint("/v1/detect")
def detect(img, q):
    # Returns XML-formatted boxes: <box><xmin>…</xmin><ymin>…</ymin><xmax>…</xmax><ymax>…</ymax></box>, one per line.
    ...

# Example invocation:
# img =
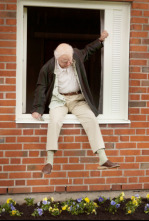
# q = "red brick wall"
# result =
<box><xmin>0</xmin><ymin>0</ymin><xmax>149</xmax><ymax>194</ymax></box>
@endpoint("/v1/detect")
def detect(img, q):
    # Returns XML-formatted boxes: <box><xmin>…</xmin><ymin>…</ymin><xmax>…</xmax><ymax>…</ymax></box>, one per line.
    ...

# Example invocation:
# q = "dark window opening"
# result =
<box><xmin>26</xmin><ymin>6</ymin><xmax>103</xmax><ymax>114</ymax></box>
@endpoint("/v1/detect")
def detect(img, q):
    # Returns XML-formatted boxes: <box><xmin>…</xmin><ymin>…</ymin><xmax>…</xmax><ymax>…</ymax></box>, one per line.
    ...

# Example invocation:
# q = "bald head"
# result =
<box><xmin>54</xmin><ymin>43</ymin><xmax>74</xmax><ymax>68</ymax></box>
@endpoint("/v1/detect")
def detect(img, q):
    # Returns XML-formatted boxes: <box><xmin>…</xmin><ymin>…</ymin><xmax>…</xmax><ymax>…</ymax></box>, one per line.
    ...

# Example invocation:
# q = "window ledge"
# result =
<box><xmin>16</xmin><ymin>114</ymin><xmax>131</xmax><ymax>125</ymax></box>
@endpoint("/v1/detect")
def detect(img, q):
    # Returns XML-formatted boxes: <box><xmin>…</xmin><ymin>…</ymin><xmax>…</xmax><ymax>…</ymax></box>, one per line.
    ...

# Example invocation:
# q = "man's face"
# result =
<box><xmin>58</xmin><ymin>54</ymin><xmax>73</xmax><ymax>69</ymax></box>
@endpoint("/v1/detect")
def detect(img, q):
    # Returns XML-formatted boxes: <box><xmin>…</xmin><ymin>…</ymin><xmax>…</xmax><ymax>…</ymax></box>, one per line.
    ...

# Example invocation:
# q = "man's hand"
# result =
<box><xmin>99</xmin><ymin>30</ymin><xmax>109</xmax><ymax>42</ymax></box>
<box><xmin>32</xmin><ymin>112</ymin><xmax>42</xmax><ymax>120</ymax></box>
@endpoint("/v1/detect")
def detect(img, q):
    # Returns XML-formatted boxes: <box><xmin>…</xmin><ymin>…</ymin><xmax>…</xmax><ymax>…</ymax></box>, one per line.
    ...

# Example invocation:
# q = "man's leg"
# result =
<box><xmin>70</xmin><ymin>96</ymin><xmax>119</xmax><ymax>170</ymax></box>
<box><xmin>42</xmin><ymin>106</ymin><xmax>68</xmax><ymax>174</ymax></box>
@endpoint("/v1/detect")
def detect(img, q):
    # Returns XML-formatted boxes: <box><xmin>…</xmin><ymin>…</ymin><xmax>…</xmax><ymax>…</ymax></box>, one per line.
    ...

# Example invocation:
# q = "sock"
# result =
<box><xmin>47</xmin><ymin>151</ymin><xmax>54</xmax><ymax>166</ymax></box>
<box><xmin>97</xmin><ymin>149</ymin><xmax>108</xmax><ymax>166</ymax></box>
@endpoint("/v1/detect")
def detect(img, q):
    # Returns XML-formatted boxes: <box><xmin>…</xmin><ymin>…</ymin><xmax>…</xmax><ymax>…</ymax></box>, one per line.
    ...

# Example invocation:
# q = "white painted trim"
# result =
<box><xmin>16</xmin><ymin>0</ymin><xmax>131</xmax><ymax>124</ymax></box>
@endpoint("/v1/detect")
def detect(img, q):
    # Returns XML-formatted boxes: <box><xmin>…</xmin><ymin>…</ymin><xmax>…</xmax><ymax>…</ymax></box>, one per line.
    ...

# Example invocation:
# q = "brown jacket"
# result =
<box><xmin>31</xmin><ymin>39</ymin><xmax>103</xmax><ymax>116</ymax></box>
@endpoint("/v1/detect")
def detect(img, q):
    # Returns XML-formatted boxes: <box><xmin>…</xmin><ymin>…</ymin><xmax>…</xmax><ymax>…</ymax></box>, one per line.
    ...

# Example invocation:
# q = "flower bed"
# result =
<box><xmin>0</xmin><ymin>193</ymin><xmax>149</xmax><ymax>220</ymax></box>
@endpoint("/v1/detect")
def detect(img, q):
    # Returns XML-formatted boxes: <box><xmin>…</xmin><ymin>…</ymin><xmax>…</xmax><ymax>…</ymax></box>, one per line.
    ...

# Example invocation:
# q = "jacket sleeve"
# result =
<box><xmin>31</xmin><ymin>65</ymin><xmax>48</xmax><ymax>115</ymax></box>
<box><xmin>79</xmin><ymin>39</ymin><xmax>103</xmax><ymax>62</ymax></box>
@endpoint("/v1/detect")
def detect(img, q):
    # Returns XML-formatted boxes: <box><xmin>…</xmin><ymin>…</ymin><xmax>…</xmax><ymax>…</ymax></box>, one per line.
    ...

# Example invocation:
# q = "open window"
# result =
<box><xmin>16</xmin><ymin>0</ymin><xmax>131</xmax><ymax>124</ymax></box>
<box><xmin>26</xmin><ymin>6</ymin><xmax>104</xmax><ymax>115</ymax></box>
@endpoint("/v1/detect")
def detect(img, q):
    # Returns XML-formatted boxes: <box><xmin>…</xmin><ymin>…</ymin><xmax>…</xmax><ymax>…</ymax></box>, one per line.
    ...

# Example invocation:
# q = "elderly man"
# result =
<box><xmin>31</xmin><ymin>31</ymin><xmax>120</xmax><ymax>175</ymax></box>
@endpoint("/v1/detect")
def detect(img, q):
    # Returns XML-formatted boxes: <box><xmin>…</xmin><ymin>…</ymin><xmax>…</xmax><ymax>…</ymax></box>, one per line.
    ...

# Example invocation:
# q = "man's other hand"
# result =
<box><xmin>99</xmin><ymin>30</ymin><xmax>109</xmax><ymax>42</ymax></box>
<box><xmin>32</xmin><ymin>112</ymin><xmax>41</xmax><ymax>120</ymax></box>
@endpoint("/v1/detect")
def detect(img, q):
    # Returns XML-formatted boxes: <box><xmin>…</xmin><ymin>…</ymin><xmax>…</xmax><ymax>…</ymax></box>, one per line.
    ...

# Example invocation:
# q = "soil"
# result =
<box><xmin>0</xmin><ymin>198</ymin><xmax>149</xmax><ymax>220</ymax></box>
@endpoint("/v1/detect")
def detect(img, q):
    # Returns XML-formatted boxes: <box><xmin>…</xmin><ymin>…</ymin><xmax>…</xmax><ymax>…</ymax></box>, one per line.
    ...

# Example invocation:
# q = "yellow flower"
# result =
<box><xmin>12</xmin><ymin>210</ymin><xmax>16</xmax><ymax>216</ymax></box>
<box><xmin>121</xmin><ymin>192</ymin><xmax>125</xmax><ymax>197</ymax></box>
<box><xmin>49</xmin><ymin>207</ymin><xmax>53</xmax><ymax>211</ymax></box>
<box><xmin>43</xmin><ymin>197</ymin><xmax>47</xmax><ymax>202</ymax></box>
<box><xmin>131</xmin><ymin>196</ymin><xmax>135</xmax><ymax>201</ymax></box>
<box><xmin>62</xmin><ymin>205</ymin><xmax>67</xmax><ymax>211</ymax></box>
<box><xmin>94</xmin><ymin>202</ymin><xmax>98</xmax><ymax>207</ymax></box>
<box><xmin>51</xmin><ymin>197</ymin><xmax>54</xmax><ymax>202</ymax></box>
<box><xmin>84</xmin><ymin>197</ymin><xmax>90</xmax><ymax>203</ymax></box>
<box><xmin>92</xmin><ymin>209</ymin><xmax>96</xmax><ymax>214</ymax></box>
<box><xmin>146</xmin><ymin>194</ymin><xmax>149</xmax><ymax>199</ymax></box>
<box><xmin>133</xmin><ymin>200</ymin><xmax>138</xmax><ymax>206</ymax></box>
<box><xmin>120</xmin><ymin>196</ymin><xmax>124</xmax><ymax>201</ymax></box>
<box><xmin>128</xmin><ymin>210</ymin><xmax>132</xmax><ymax>214</ymax></box>
<box><xmin>7</xmin><ymin>198</ymin><xmax>13</xmax><ymax>204</ymax></box>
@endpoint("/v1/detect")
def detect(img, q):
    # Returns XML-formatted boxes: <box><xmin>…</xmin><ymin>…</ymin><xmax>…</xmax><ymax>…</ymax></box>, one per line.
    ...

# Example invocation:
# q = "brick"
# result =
<box><xmin>120</xmin><ymin>150</ymin><xmax>141</xmax><ymax>156</ymax></box>
<box><xmin>32</xmin><ymin>186</ymin><xmax>54</xmax><ymax>193</ymax></box>
<box><xmin>120</xmin><ymin>163</ymin><xmax>140</xmax><ymax>170</ymax></box>
<box><xmin>29</xmin><ymin>151</ymin><xmax>39</xmax><ymax>157</ymax></box>
<box><xmin>6</xmin><ymin>4</ymin><xmax>17</xmax><ymax>10</ymax></box>
<box><xmin>0</xmin><ymin>180</ymin><xmax>14</xmax><ymax>186</ymax></box>
<box><xmin>59</xmin><ymin>143</ymin><xmax>81</xmax><ymax>150</ymax></box>
<box><xmin>130</xmin><ymin>46</ymin><xmax>147</xmax><ymax>52</ymax></box>
<box><xmin>115</xmin><ymin>129</ymin><xmax>135</xmax><ymax>135</ymax></box>
<box><xmin>6</xmin><ymin>19</ymin><xmax>16</xmax><ymax>25</ymax></box>
<box><xmin>0</xmin><ymin>188</ymin><xmax>7</xmax><ymax>194</ymax></box>
<box><xmin>138</xmin><ymin>143</ymin><xmax>149</xmax><ymax>148</ymax></box>
<box><xmin>131</xmin><ymin>53</ymin><xmax>149</xmax><ymax>59</ymax></box>
<box><xmin>89</xmin><ymin>185</ymin><xmax>111</xmax><ymax>191</ymax></box>
<box><xmin>32</xmin><ymin>172</ymin><xmax>42</xmax><ymax>178</ymax></box>
<box><xmin>16</xmin><ymin>180</ymin><xmax>25</xmax><ymax>186</ymax></box>
<box><xmin>8</xmin><ymin>188</ymin><xmax>31</xmax><ymax>194</ymax></box>
<box><xmin>17</xmin><ymin>137</ymin><xmax>39</xmax><ymax>143</ymax></box>
<box><xmin>116</xmin><ymin>143</ymin><xmax>136</xmax><ymax>149</ymax></box>
<box><xmin>9</xmin><ymin>173</ymin><xmax>31</xmax><ymax>179</ymax></box>
<box><xmin>0</xmin><ymin>41</ymin><xmax>16</xmax><ymax>47</ymax></box>
<box><xmin>131</xmin><ymin>17</ymin><xmax>148</xmax><ymax>24</ymax></box>
<box><xmin>24</xmin><ymin>144</ymin><xmax>46</xmax><ymax>150</ymax></box>
<box><xmin>6</xmin><ymin>63</ymin><xmax>16</xmax><ymax>69</ymax></box>
<box><xmin>63</xmin><ymin>164</ymin><xmax>84</xmax><ymax>171</ymax></box>
<box><xmin>0</xmin><ymin>173</ymin><xmax>8</xmax><ymax>179</ymax></box>
<box><xmin>84</xmin><ymin>178</ymin><xmax>105</xmax><ymax>184</ymax></box>
<box><xmin>112</xmin><ymin>185</ymin><xmax>122</xmax><ymax>191</ymax></box>
<box><xmin>124</xmin><ymin>170</ymin><xmax>145</xmax><ymax>176</ymax></box>
<box><xmin>68</xmin><ymin>171</ymin><xmax>89</xmax><ymax>178</ymax></box>
<box><xmin>66</xmin><ymin>186</ymin><xmax>88</xmax><ymax>192</ymax></box>
<box><xmin>48</xmin><ymin>172</ymin><xmax>66</xmax><ymax>178</ymax></box>
<box><xmin>102</xmin><ymin>170</ymin><xmax>122</xmax><ymax>177</ymax></box>
<box><xmin>132</xmin><ymin>3</ymin><xmax>149</xmax><ymax>10</ymax></box>
<box><xmin>0</xmin><ymin>85</ymin><xmax>16</xmax><ymax>91</ymax></box>
<box><xmin>0</xmin><ymin>144</ymin><xmax>22</xmax><ymax>150</ymax></box>
<box><xmin>80</xmin><ymin>157</ymin><xmax>99</xmax><ymax>164</ymax></box>
<box><xmin>6</xmin><ymin>78</ymin><xmax>16</xmax><ymax>84</ymax></box>
<box><xmin>64</xmin><ymin>150</ymin><xmax>85</xmax><ymax>156</ymax></box>
<box><xmin>22</xmin><ymin>158</ymin><xmax>44</xmax><ymax>164</ymax></box>
<box><xmin>122</xmin><ymin>184</ymin><xmax>142</xmax><ymax>190</ymax></box>
<box><xmin>0</xmin><ymin>11</ymin><xmax>16</xmax><ymax>18</ymax></box>
<box><xmin>3</xmin><ymin>165</ymin><xmax>26</xmax><ymax>171</ymax></box>
<box><xmin>54</xmin><ymin>158</ymin><xmax>68</xmax><ymax>164</ymax></box>
<box><xmin>0</xmin><ymin>129</ymin><xmax>21</xmax><ymax>135</ymax></box>
<box><xmin>27</xmin><ymin>179</ymin><xmax>49</xmax><ymax>186</ymax></box>
<box><xmin>50</xmin><ymin>179</ymin><xmax>71</xmax><ymax>185</ymax></box>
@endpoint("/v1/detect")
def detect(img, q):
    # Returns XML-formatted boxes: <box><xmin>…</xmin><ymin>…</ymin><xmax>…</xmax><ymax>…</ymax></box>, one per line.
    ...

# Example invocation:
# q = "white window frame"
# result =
<box><xmin>16</xmin><ymin>0</ymin><xmax>131</xmax><ymax>124</ymax></box>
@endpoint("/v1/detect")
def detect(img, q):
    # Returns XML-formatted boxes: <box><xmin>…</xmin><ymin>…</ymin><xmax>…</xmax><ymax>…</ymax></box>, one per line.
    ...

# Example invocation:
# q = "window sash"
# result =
<box><xmin>16</xmin><ymin>0</ymin><xmax>131</xmax><ymax>124</ymax></box>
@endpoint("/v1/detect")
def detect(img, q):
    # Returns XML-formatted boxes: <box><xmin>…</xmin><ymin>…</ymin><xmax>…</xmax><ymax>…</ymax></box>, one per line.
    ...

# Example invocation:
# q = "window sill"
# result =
<box><xmin>16</xmin><ymin>114</ymin><xmax>131</xmax><ymax>125</ymax></box>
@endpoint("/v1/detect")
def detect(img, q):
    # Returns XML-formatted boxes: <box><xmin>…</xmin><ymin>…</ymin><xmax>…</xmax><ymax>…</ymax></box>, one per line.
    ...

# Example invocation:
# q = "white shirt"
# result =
<box><xmin>56</xmin><ymin>61</ymin><xmax>80</xmax><ymax>94</ymax></box>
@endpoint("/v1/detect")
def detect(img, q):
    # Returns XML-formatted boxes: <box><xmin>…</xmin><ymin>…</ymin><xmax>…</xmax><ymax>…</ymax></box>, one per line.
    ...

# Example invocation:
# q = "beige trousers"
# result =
<box><xmin>46</xmin><ymin>94</ymin><xmax>105</xmax><ymax>153</ymax></box>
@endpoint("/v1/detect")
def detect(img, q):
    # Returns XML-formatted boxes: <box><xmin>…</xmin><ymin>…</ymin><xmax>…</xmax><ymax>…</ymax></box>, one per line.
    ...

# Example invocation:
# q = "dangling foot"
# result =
<box><xmin>97</xmin><ymin>160</ymin><xmax>120</xmax><ymax>170</ymax></box>
<box><xmin>42</xmin><ymin>163</ymin><xmax>53</xmax><ymax>175</ymax></box>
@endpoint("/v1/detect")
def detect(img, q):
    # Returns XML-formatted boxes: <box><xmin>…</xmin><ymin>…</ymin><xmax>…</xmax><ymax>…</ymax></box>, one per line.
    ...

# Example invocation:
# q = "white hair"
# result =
<box><xmin>54</xmin><ymin>43</ymin><xmax>74</xmax><ymax>59</ymax></box>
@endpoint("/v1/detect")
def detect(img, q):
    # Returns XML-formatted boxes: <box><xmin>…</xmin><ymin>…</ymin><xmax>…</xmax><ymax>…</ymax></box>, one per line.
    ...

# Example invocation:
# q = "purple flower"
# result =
<box><xmin>111</xmin><ymin>200</ymin><xmax>116</xmax><ymax>206</ymax></box>
<box><xmin>10</xmin><ymin>203</ymin><xmax>16</xmax><ymax>211</ymax></box>
<box><xmin>98</xmin><ymin>197</ymin><xmax>104</xmax><ymax>202</ymax></box>
<box><xmin>77</xmin><ymin>198</ymin><xmax>82</xmax><ymax>203</ymax></box>
<box><xmin>37</xmin><ymin>208</ymin><xmax>43</xmax><ymax>216</ymax></box>
<box><xmin>116</xmin><ymin>204</ymin><xmax>120</xmax><ymax>209</ymax></box>
<box><xmin>42</xmin><ymin>201</ymin><xmax>47</xmax><ymax>205</ymax></box>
